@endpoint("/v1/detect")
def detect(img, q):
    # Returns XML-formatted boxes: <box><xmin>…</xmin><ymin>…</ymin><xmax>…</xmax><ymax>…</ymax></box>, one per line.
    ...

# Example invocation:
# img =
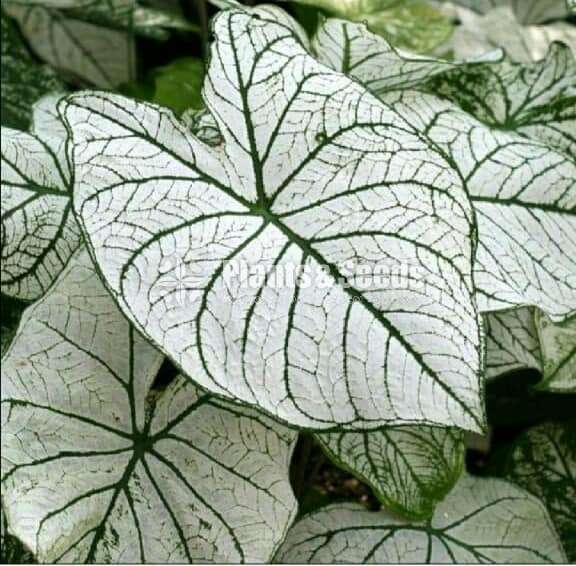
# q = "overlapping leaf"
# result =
<box><xmin>427</xmin><ymin>42</ymin><xmax>576</xmax><ymax>156</ymax></box>
<box><xmin>0</xmin><ymin>8</ymin><xmax>62</xmax><ymax>130</ymax></box>
<box><xmin>4</xmin><ymin>2</ymin><xmax>135</xmax><ymax>87</ymax></box>
<box><xmin>1</xmin><ymin>250</ymin><xmax>298</xmax><ymax>563</ymax></box>
<box><xmin>314</xmin><ymin>426</ymin><xmax>464</xmax><ymax>519</ymax></box>
<box><xmin>1</xmin><ymin>95</ymin><xmax>82</xmax><ymax>300</ymax></box>
<box><xmin>275</xmin><ymin>474</ymin><xmax>566</xmax><ymax>563</ymax></box>
<box><xmin>485</xmin><ymin>307</ymin><xmax>542</xmax><ymax>379</ymax></box>
<box><xmin>311</xmin><ymin>24</ymin><xmax>576</xmax><ymax>320</ymax></box>
<box><xmin>505</xmin><ymin>421</ymin><xmax>576</xmax><ymax>561</ymax></box>
<box><xmin>312</xmin><ymin>18</ymin><xmax>501</xmax><ymax>93</ymax></box>
<box><xmin>65</xmin><ymin>10</ymin><xmax>484</xmax><ymax>431</ymax></box>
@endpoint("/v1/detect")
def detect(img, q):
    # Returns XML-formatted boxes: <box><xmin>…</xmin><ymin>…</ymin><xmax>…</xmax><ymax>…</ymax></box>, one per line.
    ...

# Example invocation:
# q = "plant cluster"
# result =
<box><xmin>1</xmin><ymin>0</ymin><xmax>575</xmax><ymax>563</ymax></box>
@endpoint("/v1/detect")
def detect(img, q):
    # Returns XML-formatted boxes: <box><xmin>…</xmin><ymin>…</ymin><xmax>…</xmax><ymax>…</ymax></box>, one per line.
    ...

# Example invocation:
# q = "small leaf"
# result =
<box><xmin>485</xmin><ymin>307</ymin><xmax>542</xmax><ymax>379</ymax></box>
<box><xmin>0</xmin><ymin>8</ymin><xmax>63</xmax><ymax>130</ymax></box>
<box><xmin>450</xmin><ymin>4</ymin><xmax>576</xmax><ymax>63</ymax></box>
<box><xmin>314</xmin><ymin>426</ymin><xmax>464</xmax><ymax>519</ymax></box>
<box><xmin>1</xmin><ymin>95</ymin><xmax>82</xmax><ymax>300</ymax></box>
<box><xmin>275</xmin><ymin>474</ymin><xmax>567</xmax><ymax>563</ymax></box>
<box><xmin>535</xmin><ymin>311</ymin><xmax>576</xmax><ymax>392</ymax></box>
<box><xmin>1</xmin><ymin>250</ymin><xmax>298</xmax><ymax>563</ymax></box>
<box><xmin>505</xmin><ymin>421</ymin><xmax>576</xmax><ymax>561</ymax></box>
<box><xmin>65</xmin><ymin>10</ymin><xmax>484</xmax><ymax>431</ymax></box>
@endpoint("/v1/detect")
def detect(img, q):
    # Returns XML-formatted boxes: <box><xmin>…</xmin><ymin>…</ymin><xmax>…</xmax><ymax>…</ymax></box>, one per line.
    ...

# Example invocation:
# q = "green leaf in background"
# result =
<box><xmin>293</xmin><ymin>0</ymin><xmax>454</xmax><ymax>52</ymax></box>
<box><xmin>152</xmin><ymin>58</ymin><xmax>205</xmax><ymax>113</ymax></box>
<box><xmin>314</xmin><ymin>426</ymin><xmax>464</xmax><ymax>519</ymax></box>
<box><xmin>120</xmin><ymin>58</ymin><xmax>205</xmax><ymax>114</ymax></box>
<box><xmin>0</xmin><ymin>8</ymin><xmax>62</xmax><ymax>130</ymax></box>
<box><xmin>504</xmin><ymin>421</ymin><xmax>576</xmax><ymax>561</ymax></box>
<box><xmin>1</xmin><ymin>250</ymin><xmax>298</xmax><ymax>563</ymax></box>
<box><xmin>275</xmin><ymin>473</ymin><xmax>566</xmax><ymax>562</ymax></box>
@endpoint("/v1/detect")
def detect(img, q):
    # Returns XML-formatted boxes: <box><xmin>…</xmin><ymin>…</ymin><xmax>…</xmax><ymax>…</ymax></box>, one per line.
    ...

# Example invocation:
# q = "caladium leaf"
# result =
<box><xmin>505</xmin><ymin>421</ymin><xmax>576</xmax><ymax>561</ymax></box>
<box><xmin>1</xmin><ymin>250</ymin><xmax>298</xmax><ymax>563</ymax></box>
<box><xmin>5</xmin><ymin>3</ymin><xmax>135</xmax><ymax>88</ymax></box>
<box><xmin>65</xmin><ymin>10</ymin><xmax>484</xmax><ymax>432</ymax></box>
<box><xmin>0</xmin><ymin>8</ymin><xmax>62</xmax><ymax>131</ymax></box>
<box><xmin>427</xmin><ymin>42</ymin><xmax>576</xmax><ymax>156</ymax></box>
<box><xmin>314</xmin><ymin>426</ymin><xmax>464</xmax><ymax>519</ymax></box>
<box><xmin>275</xmin><ymin>474</ymin><xmax>566</xmax><ymax>563</ymax></box>
<box><xmin>1</xmin><ymin>96</ymin><xmax>82</xmax><ymax>300</ymax></box>
<box><xmin>450</xmin><ymin>4</ymin><xmax>576</xmax><ymax>63</ymax></box>
<box><xmin>485</xmin><ymin>308</ymin><xmax>576</xmax><ymax>391</ymax></box>
<box><xmin>534</xmin><ymin>311</ymin><xmax>576</xmax><ymax>392</ymax></box>
<box><xmin>378</xmin><ymin>91</ymin><xmax>576</xmax><ymax>320</ymax></box>
<box><xmin>312</xmin><ymin>18</ymin><xmax>502</xmax><ymax>93</ymax></box>
<box><xmin>311</xmin><ymin>30</ymin><xmax>576</xmax><ymax>320</ymax></box>
<box><xmin>485</xmin><ymin>307</ymin><xmax>541</xmax><ymax>379</ymax></box>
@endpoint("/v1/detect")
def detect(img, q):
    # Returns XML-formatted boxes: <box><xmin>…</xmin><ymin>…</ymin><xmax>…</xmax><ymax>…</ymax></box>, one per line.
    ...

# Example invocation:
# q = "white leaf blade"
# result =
<box><xmin>1</xmin><ymin>107</ymin><xmax>82</xmax><ymax>300</ymax></box>
<box><xmin>0</xmin><ymin>250</ymin><xmax>298</xmax><ymax>563</ymax></box>
<box><xmin>66</xmin><ymin>10</ymin><xmax>484</xmax><ymax>432</ymax></box>
<box><xmin>275</xmin><ymin>474</ymin><xmax>567</xmax><ymax>563</ymax></box>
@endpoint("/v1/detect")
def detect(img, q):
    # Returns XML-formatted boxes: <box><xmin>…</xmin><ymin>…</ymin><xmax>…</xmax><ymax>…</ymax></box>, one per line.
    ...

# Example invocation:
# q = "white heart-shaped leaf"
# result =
<box><xmin>1</xmin><ymin>97</ymin><xmax>82</xmax><ymax>300</ymax></box>
<box><xmin>314</xmin><ymin>426</ymin><xmax>464</xmax><ymax>519</ymax></box>
<box><xmin>0</xmin><ymin>8</ymin><xmax>62</xmax><ymax>130</ymax></box>
<box><xmin>0</xmin><ymin>250</ymin><xmax>297</xmax><ymax>563</ymax></box>
<box><xmin>505</xmin><ymin>421</ymin><xmax>576</xmax><ymax>561</ymax></box>
<box><xmin>275</xmin><ymin>473</ymin><xmax>566</xmax><ymax>563</ymax></box>
<box><xmin>65</xmin><ymin>10</ymin><xmax>484</xmax><ymax>432</ymax></box>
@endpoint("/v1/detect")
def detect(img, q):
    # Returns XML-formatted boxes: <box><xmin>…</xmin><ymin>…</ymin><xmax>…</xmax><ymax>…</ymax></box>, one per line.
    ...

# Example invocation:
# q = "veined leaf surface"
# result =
<box><xmin>275</xmin><ymin>474</ymin><xmax>566</xmax><ymax>563</ymax></box>
<box><xmin>1</xmin><ymin>96</ymin><xmax>82</xmax><ymax>300</ymax></box>
<box><xmin>0</xmin><ymin>250</ymin><xmax>298</xmax><ymax>563</ymax></box>
<box><xmin>66</xmin><ymin>10</ymin><xmax>484</xmax><ymax>432</ymax></box>
<box><xmin>505</xmin><ymin>421</ymin><xmax>576</xmax><ymax>561</ymax></box>
<box><xmin>314</xmin><ymin>426</ymin><xmax>464</xmax><ymax>519</ymax></box>
<box><xmin>5</xmin><ymin>3</ymin><xmax>135</xmax><ymax>88</ymax></box>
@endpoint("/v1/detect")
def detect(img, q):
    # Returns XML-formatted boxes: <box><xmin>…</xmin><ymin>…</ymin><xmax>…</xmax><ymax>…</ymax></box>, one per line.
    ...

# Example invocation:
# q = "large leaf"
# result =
<box><xmin>427</xmin><ymin>42</ymin><xmax>576</xmax><ymax>156</ymax></box>
<box><xmin>0</xmin><ymin>250</ymin><xmax>298</xmax><ymax>563</ymax></box>
<box><xmin>65</xmin><ymin>10</ymin><xmax>484</xmax><ymax>431</ymax></box>
<box><xmin>1</xmin><ymin>96</ymin><xmax>82</xmax><ymax>300</ymax></box>
<box><xmin>449</xmin><ymin>4</ymin><xmax>576</xmax><ymax>63</ymax></box>
<box><xmin>275</xmin><ymin>474</ymin><xmax>566</xmax><ymax>563</ymax></box>
<box><xmin>314</xmin><ymin>426</ymin><xmax>464</xmax><ymax>519</ymax></box>
<box><xmin>505</xmin><ymin>421</ymin><xmax>576</xmax><ymax>561</ymax></box>
<box><xmin>4</xmin><ymin>3</ymin><xmax>135</xmax><ymax>88</ymax></box>
<box><xmin>310</xmin><ymin>25</ymin><xmax>576</xmax><ymax>320</ymax></box>
<box><xmin>0</xmin><ymin>8</ymin><xmax>62</xmax><ymax>130</ymax></box>
<box><xmin>312</xmin><ymin>18</ymin><xmax>502</xmax><ymax>92</ymax></box>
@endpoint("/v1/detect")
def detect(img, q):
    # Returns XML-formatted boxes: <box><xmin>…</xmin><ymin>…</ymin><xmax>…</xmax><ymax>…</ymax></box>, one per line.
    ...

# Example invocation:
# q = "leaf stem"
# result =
<box><xmin>195</xmin><ymin>0</ymin><xmax>209</xmax><ymax>59</ymax></box>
